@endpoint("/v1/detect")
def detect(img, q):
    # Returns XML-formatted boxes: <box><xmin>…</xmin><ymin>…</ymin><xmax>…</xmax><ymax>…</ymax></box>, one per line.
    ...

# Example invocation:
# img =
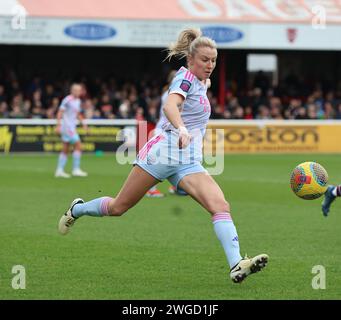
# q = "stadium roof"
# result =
<box><xmin>2</xmin><ymin>0</ymin><xmax>341</xmax><ymax>24</ymax></box>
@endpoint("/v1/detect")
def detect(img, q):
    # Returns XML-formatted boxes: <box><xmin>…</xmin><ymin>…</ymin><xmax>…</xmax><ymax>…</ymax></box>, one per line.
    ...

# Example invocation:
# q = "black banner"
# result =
<box><xmin>0</xmin><ymin>123</ymin><xmax>136</xmax><ymax>153</ymax></box>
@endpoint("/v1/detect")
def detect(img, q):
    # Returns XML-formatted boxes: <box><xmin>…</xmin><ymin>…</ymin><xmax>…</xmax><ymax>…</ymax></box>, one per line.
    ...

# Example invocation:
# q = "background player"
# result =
<box><xmin>55</xmin><ymin>83</ymin><xmax>88</xmax><ymax>178</ymax></box>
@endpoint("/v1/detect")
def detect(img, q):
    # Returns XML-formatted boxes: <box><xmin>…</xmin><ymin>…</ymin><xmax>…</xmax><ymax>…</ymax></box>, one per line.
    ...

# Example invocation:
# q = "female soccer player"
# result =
<box><xmin>58</xmin><ymin>28</ymin><xmax>269</xmax><ymax>283</ymax></box>
<box><xmin>55</xmin><ymin>83</ymin><xmax>88</xmax><ymax>178</ymax></box>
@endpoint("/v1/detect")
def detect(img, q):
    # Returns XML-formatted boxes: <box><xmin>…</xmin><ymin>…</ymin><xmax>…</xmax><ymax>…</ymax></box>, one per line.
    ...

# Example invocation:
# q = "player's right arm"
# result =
<box><xmin>163</xmin><ymin>93</ymin><xmax>191</xmax><ymax>149</ymax></box>
<box><xmin>56</xmin><ymin>109</ymin><xmax>64</xmax><ymax>134</ymax></box>
<box><xmin>163</xmin><ymin>69</ymin><xmax>194</xmax><ymax>149</ymax></box>
<box><xmin>56</xmin><ymin>97</ymin><xmax>68</xmax><ymax>134</ymax></box>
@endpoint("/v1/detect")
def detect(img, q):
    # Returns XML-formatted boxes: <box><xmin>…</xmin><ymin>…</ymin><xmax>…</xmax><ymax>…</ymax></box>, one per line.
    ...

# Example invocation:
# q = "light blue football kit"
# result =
<box><xmin>59</xmin><ymin>95</ymin><xmax>82</xmax><ymax>144</ymax></box>
<box><xmin>56</xmin><ymin>95</ymin><xmax>83</xmax><ymax>173</ymax></box>
<box><xmin>135</xmin><ymin>67</ymin><xmax>211</xmax><ymax>191</ymax></box>
<box><xmin>70</xmin><ymin>66</ymin><xmax>244</xmax><ymax>271</ymax></box>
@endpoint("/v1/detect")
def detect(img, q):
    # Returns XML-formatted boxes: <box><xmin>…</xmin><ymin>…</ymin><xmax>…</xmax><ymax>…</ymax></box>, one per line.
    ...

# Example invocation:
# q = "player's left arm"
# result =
<box><xmin>78</xmin><ymin>111</ymin><xmax>88</xmax><ymax>132</ymax></box>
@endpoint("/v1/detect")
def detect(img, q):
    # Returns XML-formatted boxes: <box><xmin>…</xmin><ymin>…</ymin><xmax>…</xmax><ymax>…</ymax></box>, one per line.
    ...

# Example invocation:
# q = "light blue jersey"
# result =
<box><xmin>155</xmin><ymin>90</ymin><xmax>168</xmax><ymax>132</ymax></box>
<box><xmin>162</xmin><ymin>66</ymin><xmax>211</xmax><ymax>134</ymax></box>
<box><xmin>59</xmin><ymin>95</ymin><xmax>81</xmax><ymax>135</ymax></box>
<box><xmin>59</xmin><ymin>95</ymin><xmax>82</xmax><ymax>143</ymax></box>
<box><xmin>135</xmin><ymin>66</ymin><xmax>211</xmax><ymax>191</ymax></box>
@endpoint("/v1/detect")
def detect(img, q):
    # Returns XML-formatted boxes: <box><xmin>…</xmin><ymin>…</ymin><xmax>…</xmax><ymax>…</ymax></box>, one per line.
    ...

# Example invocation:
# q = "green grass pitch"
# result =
<box><xmin>0</xmin><ymin>153</ymin><xmax>341</xmax><ymax>299</ymax></box>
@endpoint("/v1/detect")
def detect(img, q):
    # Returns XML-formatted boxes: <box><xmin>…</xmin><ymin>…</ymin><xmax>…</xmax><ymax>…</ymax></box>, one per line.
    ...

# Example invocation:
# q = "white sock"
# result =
<box><xmin>212</xmin><ymin>212</ymin><xmax>242</xmax><ymax>269</ymax></box>
<box><xmin>332</xmin><ymin>187</ymin><xmax>338</xmax><ymax>197</ymax></box>
<box><xmin>57</xmin><ymin>153</ymin><xmax>67</xmax><ymax>171</ymax></box>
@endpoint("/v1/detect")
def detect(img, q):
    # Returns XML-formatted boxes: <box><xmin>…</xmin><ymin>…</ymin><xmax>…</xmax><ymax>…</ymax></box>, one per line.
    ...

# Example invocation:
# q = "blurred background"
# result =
<box><xmin>1</xmin><ymin>0</ymin><xmax>341</xmax><ymax>121</ymax></box>
<box><xmin>1</xmin><ymin>0</ymin><xmax>341</xmax><ymax>153</ymax></box>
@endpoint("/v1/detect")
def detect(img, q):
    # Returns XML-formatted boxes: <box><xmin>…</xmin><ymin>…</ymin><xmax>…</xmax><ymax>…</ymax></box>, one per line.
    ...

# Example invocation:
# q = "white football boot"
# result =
<box><xmin>58</xmin><ymin>198</ymin><xmax>84</xmax><ymax>235</ymax></box>
<box><xmin>230</xmin><ymin>254</ymin><xmax>269</xmax><ymax>283</ymax></box>
<box><xmin>72</xmin><ymin>168</ymin><xmax>88</xmax><ymax>177</ymax></box>
<box><xmin>55</xmin><ymin>169</ymin><xmax>71</xmax><ymax>178</ymax></box>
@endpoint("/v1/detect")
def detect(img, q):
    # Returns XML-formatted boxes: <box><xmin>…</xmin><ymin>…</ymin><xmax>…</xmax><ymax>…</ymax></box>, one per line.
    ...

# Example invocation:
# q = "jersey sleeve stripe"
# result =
<box><xmin>184</xmin><ymin>70</ymin><xmax>195</xmax><ymax>82</ymax></box>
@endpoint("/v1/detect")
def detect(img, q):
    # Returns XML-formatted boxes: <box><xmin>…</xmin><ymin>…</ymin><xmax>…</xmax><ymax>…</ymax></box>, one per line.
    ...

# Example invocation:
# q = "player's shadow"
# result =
<box><xmin>171</xmin><ymin>205</ymin><xmax>183</xmax><ymax>216</ymax></box>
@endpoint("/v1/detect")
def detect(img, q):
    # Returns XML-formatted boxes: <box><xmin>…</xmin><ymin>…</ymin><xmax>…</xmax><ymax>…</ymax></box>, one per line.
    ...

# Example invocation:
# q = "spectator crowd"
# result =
<box><xmin>1</xmin><ymin>68</ymin><xmax>341</xmax><ymax>122</ymax></box>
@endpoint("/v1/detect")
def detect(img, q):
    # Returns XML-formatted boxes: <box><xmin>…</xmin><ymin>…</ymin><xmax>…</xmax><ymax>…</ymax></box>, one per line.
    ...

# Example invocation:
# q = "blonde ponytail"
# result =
<box><xmin>166</xmin><ymin>27</ymin><xmax>217</xmax><ymax>61</ymax></box>
<box><xmin>166</xmin><ymin>28</ymin><xmax>202</xmax><ymax>61</ymax></box>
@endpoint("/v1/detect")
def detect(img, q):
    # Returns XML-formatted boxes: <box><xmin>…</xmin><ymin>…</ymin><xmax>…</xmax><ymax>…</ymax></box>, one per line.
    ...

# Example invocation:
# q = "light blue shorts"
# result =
<box><xmin>61</xmin><ymin>132</ymin><xmax>80</xmax><ymax>144</ymax></box>
<box><xmin>134</xmin><ymin>131</ymin><xmax>207</xmax><ymax>194</ymax></box>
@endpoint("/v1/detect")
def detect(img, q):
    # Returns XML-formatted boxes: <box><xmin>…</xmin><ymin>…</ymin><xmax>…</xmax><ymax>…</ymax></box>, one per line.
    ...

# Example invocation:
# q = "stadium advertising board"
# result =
<box><xmin>2</xmin><ymin>120</ymin><xmax>341</xmax><ymax>154</ymax></box>
<box><xmin>205</xmin><ymin>120</ymin><xmax>341</xmax><ymax>154</ymax></box>
<box><xmin>0</xmin><ymin>16</ymin><xmax>340</xmax><ymax>50</ymax></box>
<box><xmin>0</xmin><ymin>120</ymin><xmax>136</xmax><ymax>153</ymax></box>
<box><xmin>0</xmin><ymin>0</ymin><xmax>340</xmax><ymax>49</ymax></box>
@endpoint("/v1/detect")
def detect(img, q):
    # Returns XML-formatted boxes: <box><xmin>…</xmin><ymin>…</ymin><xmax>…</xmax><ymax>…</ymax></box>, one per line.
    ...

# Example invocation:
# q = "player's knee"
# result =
<box><xmin>108</xmin><ymin>205</ymin><xmax>127</xmax><ymax>216</ymax></box>
<box><xmin>107</xmin><ymin>200</ymin><xmax>130</xmax><ymax>216</ymax></box>
<box><xmin>207</xmin><ymin>198</ymin><xmax>230</xmax><ymax>214</ymax></box>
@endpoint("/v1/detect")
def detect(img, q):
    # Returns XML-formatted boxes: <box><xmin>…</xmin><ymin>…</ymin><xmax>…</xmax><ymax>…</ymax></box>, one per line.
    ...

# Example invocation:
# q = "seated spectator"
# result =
<box><xmin>256</xmin><ymin>105</ymin><xmax>271</xmax><ymax>119</ymax></box>
<box><xmin>9</xmin><ymin>105</ymin><xmax>25</xmax><ymax>118</ymax></box>
<box><xmin>269</xmin><ymin>96</ymin><xmax>283</xmax><ymax>110</ymax></box>
<box><xmin>135</xmin><ymin>107</ymin><xmax>144</xmax><ymax>121</ymax></box>
<box><xmin>232</xmin><ymin>105</ymin><xmax>244</xmax><ymax>119</ymax></box>
<box><xmin>211</xmin><ymin>103</ymin><xmax>224</xmax><ymax>119</ymax></box>
<box><xmin>99</xmin><ymin>94</ymin><xmax>115</xmax><ymax>119</ymax></box>
<box><xmin>250</xmin><ymin>87</ymin><xmax>268</xmax><ymax>114</ymax></box>
<box><xmin>223</xmin><ymin>109</ymin><xmax>232</xmax><ymax>119</ymax></box>
<box><xmin>270</xmin><ymin>105</ymin><xmax>284</xmax><ymax>119</ymax></box>
<box><xmin>22</xmin><ymin>99</ymin><xmax>32</xmax><ymax>118</ymax></box>
<box><xmin>82</xmin><ymin>98</ymin><xmax>96</xmax><ymax>119</ymax></box>
<box><xmin>43</xmin><ymin>84</ymin><xmax>56</xmax><ymax>106</ymax></box>
<box><xmin>101</xmin><ymin>104</ymin><xmax>115</xmax><ymax>119</ymax></box>
<box><xmin>324</xmin><ymin>102</ymin><xmax>335</xmax><ymax>119</ymax></box>
<box><xmin>294</xmin><ymin>106</ymin><xmax>307</xmax><ymax>119</ymax></box>
<box><xmin>9</xmin><ymin>94</ymin><xmax>25</xmax><ymax>118</ymax></box>
<box><xmin>46</xmin><ymin>97</ymin><xmax>60</xmax><ymax>118</ymax></box>
<box><xmin>32</xmin><ymin>89</ymin><xmax>43</xmax><ymax>108</ymax></box>
<box><xmin>243</xmin><ymin>106</ymin><xmax>253</xmax><ymax>120</ymax></box>
<box><xmin>284</xmin><ymin>98</ymin><xmax>302</xmax><ymax>119</ymax></box>
<box><xmin>0</xmin><ymin>101</ymin><xmax>9</xmax><ymax>118</ymax></box>
<box><xmin>307</xmin><ymin>103</ymin><xmax>318</xmax><ymax>119</ymax></box>
<box><xmin>335</xmin><ymin>103</ymin><xmax>341</xmax><ymax>119</ymax></box>
<box><xmin>31</xmin><ymin>101</ymin><xmax>46</xmax><ymax>118</ymax></box>
<box><xmin>325</xmin><ymin>91</ymin><xmax>337</xmax><ymax>106</ymax></box>
<box><xmin>117</xmin><ymin>99</ymin><xmax>131</xmax><ymax>119</ymax></box>
<box><xmin>46</xmin><ymin>106</ymin><xmax>56</xmax><ymax>119</ymax></box>
<box><xmin>0</xmin><ymin>84</ymin><xmax>7</xmax><ymax>103</ymax></box>
<box><xmin>93</xmin><ymin>109</ymin><xmax>102</xmax><ymax>119</ymax></box>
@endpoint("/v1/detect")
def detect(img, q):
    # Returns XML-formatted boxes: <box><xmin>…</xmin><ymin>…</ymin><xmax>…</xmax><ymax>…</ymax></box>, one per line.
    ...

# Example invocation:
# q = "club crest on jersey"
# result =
<box><xmin>180</xmin><ymin>80</ymin><xmax>191</xmax><ymax>93</ymax></box>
